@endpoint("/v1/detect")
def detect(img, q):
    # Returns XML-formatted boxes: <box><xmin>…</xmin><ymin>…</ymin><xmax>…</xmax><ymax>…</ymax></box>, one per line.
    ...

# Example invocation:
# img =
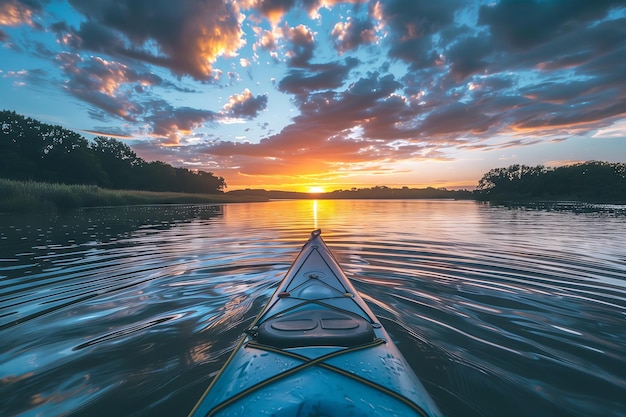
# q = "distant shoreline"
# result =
<box><xmin>2</xmin><ymin>178</ymin><xmax>625</xmax><ymax>215</ymax></box>
<box><xmin>226</xmin><ymin>187</ymin><xmax>474</xmax><ymax>201</ymax></box>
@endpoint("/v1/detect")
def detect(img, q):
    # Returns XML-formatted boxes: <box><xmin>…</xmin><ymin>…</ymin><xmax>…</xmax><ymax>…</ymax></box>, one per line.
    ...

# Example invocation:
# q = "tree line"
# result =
<box><xmin>0</xmin><ymin>110</ymin><xmax>225</xmax><ymax>193</ymax></box>
<box><xmin>476</xmin><ymin>162</ymin><xmax>626</xmax><ymax>203</ymax></box>
<box><xmin>325</xmin><ymin>185</ymin><xmax>473</xmax><ymax>199</ymax></box>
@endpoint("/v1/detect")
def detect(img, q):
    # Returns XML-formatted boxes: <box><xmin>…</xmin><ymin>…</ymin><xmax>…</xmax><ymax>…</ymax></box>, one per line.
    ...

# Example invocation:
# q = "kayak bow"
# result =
<box><xmin>189</xmin><ymin>229</ymin><xmax>443</xmax><ymax>417</ymax></box>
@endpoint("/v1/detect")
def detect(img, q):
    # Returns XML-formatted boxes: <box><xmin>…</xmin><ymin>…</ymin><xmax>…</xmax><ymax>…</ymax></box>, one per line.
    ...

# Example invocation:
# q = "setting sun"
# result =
<box><xmin>308</xmin><ymin>186</ymin><xmax>325</xmax><ymax>194</ymax></box>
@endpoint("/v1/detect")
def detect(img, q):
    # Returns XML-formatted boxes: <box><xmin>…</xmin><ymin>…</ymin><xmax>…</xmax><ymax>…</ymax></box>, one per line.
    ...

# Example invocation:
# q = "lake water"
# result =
<box><xmin>1</xmin><ymin>200</ymin><xmax>625</xmax><ymax>417</ymax></box>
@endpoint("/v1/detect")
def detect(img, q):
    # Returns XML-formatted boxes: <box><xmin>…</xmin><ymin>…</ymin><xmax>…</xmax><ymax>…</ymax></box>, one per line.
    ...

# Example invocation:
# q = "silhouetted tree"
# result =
<box><xmin>137</xmin><ymin>161</ymin><xmax>177</xmax><ymax>191</ymax></box>
<box><xmin>89</xmin><ymin>136</ymin><xmax>144</xmax><ymax>189</ymax></box>
<box><xmin>39</xmin><ymin>126</ymin><xmax>107</xmax><ymax>184</ymax></box>
<box><xmin>197</xmin><ymin>170</ymin><xmax>227</xmax><ymax>193</ymax></box>
<box><xmin>1</xmin><ymin>110</ymin><xmax>226</xmax><ymax>193</ymax></box>
<box><xmin>476</xmin><ymin>161</ymin><xmax>626</xmax><ymax>202</ymax></box>
<box><xmin>1</xmin><ymin>110</ymin><xmax>107</xmax><ymax>184</ymax></box>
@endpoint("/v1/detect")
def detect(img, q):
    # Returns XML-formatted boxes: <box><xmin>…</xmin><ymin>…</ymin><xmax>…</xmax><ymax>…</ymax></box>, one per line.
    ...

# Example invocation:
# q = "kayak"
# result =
<box><xmin>188</xmin><ymin>229</ymin><xmax>443</xmax><ymax>417</ymax></box>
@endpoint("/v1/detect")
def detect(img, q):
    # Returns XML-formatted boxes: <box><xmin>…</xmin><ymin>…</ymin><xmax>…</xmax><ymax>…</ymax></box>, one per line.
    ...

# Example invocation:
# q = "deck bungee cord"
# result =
<box><xmin>188</xmin><ymin>230</ymin><xmax>443</xmax><ymax>417</ymax></box>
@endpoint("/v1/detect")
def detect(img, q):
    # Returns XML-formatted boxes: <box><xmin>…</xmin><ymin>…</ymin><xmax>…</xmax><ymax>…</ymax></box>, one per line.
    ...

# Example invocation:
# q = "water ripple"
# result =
<box><xmin>340</xmin><ymin>228</ymin><xmax>626</xmax><ymax>417</ymax></box>
<box><xmin>1</xmin><ymin>201</ymin><xmax>625</xmax><ymax>417</ymax></box>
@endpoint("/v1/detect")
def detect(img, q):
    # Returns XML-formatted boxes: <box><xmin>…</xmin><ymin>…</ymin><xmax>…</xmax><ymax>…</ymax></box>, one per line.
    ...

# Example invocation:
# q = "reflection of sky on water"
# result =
<box><xmin>0</xmin><ymin>200</ymin><xmax>625</xmax><ymax>417</ymax></box>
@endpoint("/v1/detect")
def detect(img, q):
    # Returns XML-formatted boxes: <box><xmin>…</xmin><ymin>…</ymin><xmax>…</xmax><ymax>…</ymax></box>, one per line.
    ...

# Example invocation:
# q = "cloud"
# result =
<box><xmin>331</xmin><ymin>17</ymin><xmax>377</xmax><ymax>54</ymax></box>
<box><xmin>64</xmin><ymin>0</ymin><xmax>246</xmax><ymax>80</ymax></box>
<box><xmin>592</xmin><ymin>120</ymin><xmax>626</xmax><ymax>139</ymax></box>
<box><xmin>254</xmin><ymin>26</ymin><xmax>278</xmax><ymax>50</ymax></box>
<box><xmin>252</xmin><ymin>0</ymin><xmax>367</xmax><ymax>25</ymax></box>
<box><xmin>378</xmin><ymin>0</ymin><xmax>464</xmax><ymax>68</ymax></box>
<box><xmin>418</xmin><ymin>102</ymin><xmax>494</xmax><ymax>136</ymax></box>
<box><xmin>54</xmin><ymin>51</ymin><xmax>218</xmax><ymax>143</ymax></box>
<box><xmin>389</xmin><ymin>1</ymin><xmax>626</xmax><ymax>142</ymax></box>
<box><xmin>0</xmin><ymin>0</ymin><xmax>46</xmax><ymax>27</ymax></box>
<box><xmin>253</xmin><ymin>0</ymin><xmax>297</xmax><ymax>24</ymax></box>
<box><xmin>478</xmin><ymin>0</ymin><xmax>624</xmax><ymax>50</ymax></box>
<box><xmin>145</xmin><ymin>105</ymin><xmax>217</xmax><ymax>145</ymax></box>
<box><xmin>278</xmin><ymin>57</ymin><xmax>359</xmax><ymax>95</ymax></box>
<box><xmin>58</xmin><ymin>20</ymin><xmax>127</xmax><ymax>57</ymax></box>
<box><xmin>472</xmin><ymin>8</ymin><xmax>626</xmax><ymax>77</ymax></box>
<box><xmin>55</xmin><ymin>52</ymin><xmax>172</xmax><ymax>120</ymax></box>
<box><xmin>222</xmin><ymin>88</ymin><xmax>268</xmax><ymax>119</ymax></box>
<box><xmin>282</xmin><ymin>24</ymin><xmax>316</xmax><ymax>67</ymax></box>
<box><xmin>81</xmin><ymin>129</ymin><xmax>133</xmax><ymax>139</ymax></box>
<box><xmin>1</xmin><ymin>67</ymin><xmax>48</xmax><ymax>87</ymax></box>
<box><xmin>447</xmin><ymin>35</ymin><xmax>494</xmax><ymax>81</ymax></box>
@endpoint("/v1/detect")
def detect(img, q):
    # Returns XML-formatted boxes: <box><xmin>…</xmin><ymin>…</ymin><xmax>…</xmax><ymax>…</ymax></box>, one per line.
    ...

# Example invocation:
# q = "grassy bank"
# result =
<box><xmin>0</xmin><ymin>178</ymin><xmax>267</xmax><ymax>214</ymax></box>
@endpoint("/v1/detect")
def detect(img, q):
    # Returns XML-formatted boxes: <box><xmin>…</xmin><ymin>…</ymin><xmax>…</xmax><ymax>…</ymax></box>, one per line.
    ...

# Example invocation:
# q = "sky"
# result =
<box><xmin>1</xmin><ymin>0</ymin><xmax>625</xmax><ymax>192</ymax></box>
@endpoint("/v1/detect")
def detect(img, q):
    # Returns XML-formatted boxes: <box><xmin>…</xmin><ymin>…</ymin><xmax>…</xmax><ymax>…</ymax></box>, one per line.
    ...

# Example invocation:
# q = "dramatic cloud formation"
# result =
<box><xmin>64</xmin><ymin>0</ymin><xmax>246</xmax><ymax>80</ymax></box>
<box><xmin>1</xmin><ymin>0</ymin><xmax>625</xmax><ymax>190</ymax></box>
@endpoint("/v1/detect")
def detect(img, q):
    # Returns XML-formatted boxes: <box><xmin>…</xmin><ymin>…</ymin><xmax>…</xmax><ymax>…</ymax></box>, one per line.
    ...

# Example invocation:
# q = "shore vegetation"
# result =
<box><xmin>0</xmin><ymin>179</ymin><xmax>264</xmax><ymax>214</ymax></box>
<box><xmin>475</xmin><ymin>161</ymin><xmax>626</xmax><ymax>203</ymax></box>
<box><xmin>1</xmin><ymin>110</ymin><xmax>225</xmax><ymax>194</ymax></box>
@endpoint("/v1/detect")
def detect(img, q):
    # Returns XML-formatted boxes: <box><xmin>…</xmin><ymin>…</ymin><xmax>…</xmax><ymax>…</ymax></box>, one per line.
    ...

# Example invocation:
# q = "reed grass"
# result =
<box><xmin>0</xmin><ymin>178</ymin><xmax>263</xmax><ymax>213</ymax></box>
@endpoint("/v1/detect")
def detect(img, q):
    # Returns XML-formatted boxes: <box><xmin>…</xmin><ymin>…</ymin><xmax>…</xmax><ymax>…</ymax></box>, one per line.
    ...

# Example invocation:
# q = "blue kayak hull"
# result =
<box><xmin>189</xmin><ymin>230</ymin><xmax>443</xmax><ymax>417</ymax></box>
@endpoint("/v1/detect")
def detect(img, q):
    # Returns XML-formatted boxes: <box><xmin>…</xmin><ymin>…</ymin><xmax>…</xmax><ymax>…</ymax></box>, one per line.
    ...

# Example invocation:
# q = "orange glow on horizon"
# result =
<box><xmin>225</xmin><ymin>178</ymin><xmax>478</xmax><ymax>193</ymax></box>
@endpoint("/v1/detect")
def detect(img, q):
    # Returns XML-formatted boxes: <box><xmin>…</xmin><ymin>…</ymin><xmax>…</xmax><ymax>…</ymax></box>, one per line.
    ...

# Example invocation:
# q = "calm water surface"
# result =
<box><xmin>1</xmin><ymin>200</ymin><xmax>625</xmax><ymax>417</ymax></box>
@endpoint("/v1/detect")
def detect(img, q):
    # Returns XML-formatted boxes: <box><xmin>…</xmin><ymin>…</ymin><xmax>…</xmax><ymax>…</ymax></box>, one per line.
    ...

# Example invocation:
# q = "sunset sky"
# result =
<box><xmin>1</xmin><ymin>0</ymin><xmax>625</xmax><ymax>192</ymax></box>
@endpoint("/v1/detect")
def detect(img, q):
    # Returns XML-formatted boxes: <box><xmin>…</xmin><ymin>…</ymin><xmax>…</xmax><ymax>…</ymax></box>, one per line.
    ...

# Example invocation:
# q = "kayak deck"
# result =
<box><xmin>189</xmin><ymin>230</ymin><xmax>442</xmax><ymax>417</ymax></box>
<box><xmin>256</xmin><ymin>307</ymin><xmax>375</xmax><ymax>348</ymax></box>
